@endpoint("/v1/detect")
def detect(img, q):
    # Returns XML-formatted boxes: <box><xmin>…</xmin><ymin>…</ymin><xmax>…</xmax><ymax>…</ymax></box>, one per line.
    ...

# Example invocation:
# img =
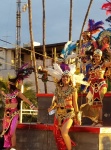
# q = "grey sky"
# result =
<box><xmin>0</xmin><ymin>0</ymin><xmax>108</xmax><ymax>48</ymax></box>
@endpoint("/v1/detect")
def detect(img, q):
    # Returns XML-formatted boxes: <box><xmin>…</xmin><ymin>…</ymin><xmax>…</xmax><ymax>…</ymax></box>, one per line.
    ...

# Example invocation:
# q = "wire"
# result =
<box><xmin>0</xmin><ymin>38</ymin><xmax>52</xmax><ymax>59</ymax></box>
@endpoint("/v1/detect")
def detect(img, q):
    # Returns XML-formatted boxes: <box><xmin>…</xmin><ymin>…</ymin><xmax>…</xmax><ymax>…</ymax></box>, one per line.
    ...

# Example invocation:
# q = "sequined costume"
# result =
<box><xmin>1</xmin><ymin>90</ymin><xmax>19</xmax><ymax>148</ymax></box>
<box><xmin>52</xmin><ymin>86</ymin><xmax>76</xmax><ymax>150</ymax></box>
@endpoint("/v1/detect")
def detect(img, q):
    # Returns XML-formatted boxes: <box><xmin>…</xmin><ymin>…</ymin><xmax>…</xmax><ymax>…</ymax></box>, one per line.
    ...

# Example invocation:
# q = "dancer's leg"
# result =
<box><xmin>61</xmin><ymin>119</ymin><xmax>73</xmax><ymax>150</ymax></box>
<box><xmin>11</xmin><ymin>132</ymin><xmax>16</xmax><ymax>148</ymax></box>
<box><xmin>10</xmin><ymin>115</ymin><xmax>18</xmax><ymax>149</ymax></box>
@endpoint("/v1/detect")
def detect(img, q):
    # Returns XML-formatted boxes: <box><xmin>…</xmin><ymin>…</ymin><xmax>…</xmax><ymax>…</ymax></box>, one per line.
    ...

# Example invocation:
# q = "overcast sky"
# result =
<box><xmin>0</xmin><ymin>0</ymin><xmax>109</xmax><ymax>48</ymax></box>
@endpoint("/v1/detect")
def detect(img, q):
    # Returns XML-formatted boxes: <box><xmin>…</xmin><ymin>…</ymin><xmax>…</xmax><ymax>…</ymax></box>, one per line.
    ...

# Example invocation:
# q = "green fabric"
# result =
<box><xmin>106</xmin><ymin>79</ymin><xmax>111</xmax><ymax>91</ymax></box>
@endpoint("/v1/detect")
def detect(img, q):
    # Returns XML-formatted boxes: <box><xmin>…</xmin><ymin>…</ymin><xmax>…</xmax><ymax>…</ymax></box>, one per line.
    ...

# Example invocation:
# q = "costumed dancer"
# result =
<box><xmin>47</xmin><ymin>63</ymin><xmax>89</xmax><ymax>150</ymax></box>
<box><xmin>78</xmin><ymin>19</ymin><xmax>104</xmax><ymax>92</ymax></box>
<box><xmin>80</xmin><ymin>49</ymin><xmax>111</xmax><ymax>126</ymax></box>
<box><xmin>0</xmin><ymin>64</ymin><xmax>37</xmax><ymax>150</ymax></box>
<box><xmin>96</xmin><ymin>28</ymin><xmax>111</xmax><ymax>61</ymax></box>
<box><xmin>79</xmin><ymin>19</ymin><xmax>104</xmax><ymax>57</ymax></box>
<box><xmin>100</xmin><ymin>0</ymin><xmax>111</xmax><ymax>61</ymax></box>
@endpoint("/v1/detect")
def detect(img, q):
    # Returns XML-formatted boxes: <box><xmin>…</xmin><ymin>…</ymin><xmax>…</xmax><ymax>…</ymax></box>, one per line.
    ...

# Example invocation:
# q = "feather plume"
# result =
<box><xmin>69</xmin><ymin>64</ymin><xmax>76</xmax><ymax>74</ymax></box>
<box><xmin>87</xmin><ymin>19</ymin><xmax>104</xmax><ymax>35</ymax></box>
<box><xmin>96</xmin><ymin>28</ymin><xmax>111</xmax><ymax>42</ymax></box>
<box><xmin>46</xmin><ymin>67</ymin><xmax>62</xmax><ymax>81</ymax></box>
<box><xmin>46</xmin><ymin>63</ymin><xmax>89</xmax><ymax>86</ymax></box>
<box><xmin>16</xmin><ymin>63</ymin><xmax>34</xmax><ymax>82</ymax></box>
<box><xmin>8</xmin><ymin>63</ymin><xmax>34</xmax><ymax>84</ymax></box>
<box><xmin>102</xmin><ymin>1</ymin><xmax>111</xmax><ymax>15</ymax></box>
<box><xmin>53</xmin><ymin>63</ymin><xmax>63</xmax><ymax>74</ymax></box>
<box><xmin>73</xmin><ymin>74</ymin><xmax>90</xmax><ymax>86</ymax></box>
<box><xmin>65</xmin><ymin>53</ymin><xmax>77</xmax><ymax>61</ymax></box>
<box><xmin>60</xmin><ymin>41</ymin><xmax>76</xmax><ymax>59</ymax></box>
<box><xmin>60</xmin><ymin>63</ymin><xmax>70</xmax><ymax>72</ymax></box>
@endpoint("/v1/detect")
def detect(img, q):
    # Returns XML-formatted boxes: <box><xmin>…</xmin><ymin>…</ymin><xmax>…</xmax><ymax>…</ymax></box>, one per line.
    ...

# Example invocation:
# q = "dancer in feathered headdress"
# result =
<box><xmin>46</xmin><ymin>56</ymin><xmax>92</xmax><ymax>149</ymax></box>
<box><xmin>0</xmin><ymin>63</ymin><xmax>37</xmax><ymax>150</ymax></box>
<box><xmin>96</xmin><ymin>28</ymin><xmax>111</xmax><ymax>61</ymax></box>
<box><xmin>47</xmin><ymin>62</ymin><xmax>83</xmax><ymax>150</ymax></box>
<box><xmin>80</xmin><ymin>19</ymin><xmax>104</xmax><ymax>57</ymax></box>
<box><xmin>8</xmin><ymin>63</ymin><xmax>34</xmax><ymax>85</ymax></box>
<box><xmin>80</xmin><ymin>49</ymin><xmax>111</xmax><ymax>127</ymax></box>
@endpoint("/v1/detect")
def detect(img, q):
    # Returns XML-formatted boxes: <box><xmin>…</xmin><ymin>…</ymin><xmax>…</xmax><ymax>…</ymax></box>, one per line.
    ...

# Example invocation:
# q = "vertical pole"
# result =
<box><xmin>42</xmin><ymin>0</ymin><xmax>47</xmax><ymax>93</ymax></box>
<box><xmin>28</xmin><ymin>0</ymin><xmax>39</xmax><ymax>93</ymax></box>
<box><xmin>16</xmin><ymin>0</ymin><xmax>21</xmax><ymax>70</ymax></box>
<box><xmin>53</xmin><ymin>47</ymin><xmax>56</xmax><ymax>63</ymax></box>
<box><xmin>51</xmin><ymin>48</ymin><xmax>53</xmax><ymax>65</ymax></box>
<box><xmin>69</xmin><ymin>0</ymin><xmax>73</xmax><ymax>41</ymax></box>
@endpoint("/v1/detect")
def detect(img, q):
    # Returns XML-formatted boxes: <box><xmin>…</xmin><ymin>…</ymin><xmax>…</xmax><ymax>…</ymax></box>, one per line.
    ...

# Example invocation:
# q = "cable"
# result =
<box><xmin>0</xmin><ymin>38</ymin><xmax>52</xmax><ymax>59</ymax></box>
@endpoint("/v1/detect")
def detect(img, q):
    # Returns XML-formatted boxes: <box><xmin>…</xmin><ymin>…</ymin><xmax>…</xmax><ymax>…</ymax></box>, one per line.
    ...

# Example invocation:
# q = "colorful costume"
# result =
<box><xmin>81</xmin><ymin>61</ymin><xmax>107</xmax><ymax>123</ymax></box>
<box><xmin>0</xmin><ymin>64</ymin><xmax>34</xmax><ymax>149</ymax></box>
<box><xmin>52</xmin><ymin>86</ymin><xmax>76</xmax><ymax>150</ymax></box>
<box><xmin>1</xmin><ymin>90</ymin><xmax>19</xmax><ymax>148</ymax></box>
<box><xmin>46</xmin><ymin>62</ymin><xmax>85</xmax><ymax>149</ymax></box>
<box><xmin>97</xmin><ymin>28</ymin><xmax>111</xmax><ymax>61</ymax></box>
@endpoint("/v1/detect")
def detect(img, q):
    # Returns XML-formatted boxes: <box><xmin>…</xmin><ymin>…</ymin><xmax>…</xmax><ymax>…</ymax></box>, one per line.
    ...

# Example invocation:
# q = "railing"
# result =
<box><xmin>19</xmin><ymin>101</ymin><xmax>38</xmax><ymax>123</ymax></box>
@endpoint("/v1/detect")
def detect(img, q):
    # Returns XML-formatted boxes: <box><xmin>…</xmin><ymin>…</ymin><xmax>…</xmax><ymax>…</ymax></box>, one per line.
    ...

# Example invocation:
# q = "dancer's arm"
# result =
<box><xmin>72</xmin><ymin>88</ymin><xmax>82</xmax><ymax>125</ymax></box>
<box><xmin>0</xmin><ymin>90</ymin><xmax>6</xmax><ymax>97</ymax></box>
<box><xmin>104</xmin><ymin>62</ymin><xmax>111</xmax><ymax>68</ymax></box>
<box><xmin>72</xmin><ymin>88</ymin><xmax>78</xmax><ymax>113</ymax></box>
<box><xmin>83</xmin><ymin>80</ymin><xmax>91</xmax><ymax>93</ymax></box>
<box><xmin>18</xmin><ymin>91</ymin><xmax>37</xmax><ymax>110</ymax></box>
<box><xmin>48</xmin><ymin>96</ymin><xmax>57</xmax><ymax>112</ymax></box>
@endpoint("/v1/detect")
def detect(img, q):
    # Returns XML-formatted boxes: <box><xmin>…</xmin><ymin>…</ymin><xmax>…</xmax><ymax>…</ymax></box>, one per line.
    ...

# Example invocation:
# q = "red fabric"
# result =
<box><xmin>53</xmin><ymin>117</ymin><xmax>76</xmax><ymax>150</ymax></box>
<box><xmin>101</xmin><ymin>44</ymin><xmax>109</xmax><ymax>51</ymax></box>
<box><xmin>89</xmin><ymin>79</ymin><xmax>107</xmax><ymax>101</ymax></box>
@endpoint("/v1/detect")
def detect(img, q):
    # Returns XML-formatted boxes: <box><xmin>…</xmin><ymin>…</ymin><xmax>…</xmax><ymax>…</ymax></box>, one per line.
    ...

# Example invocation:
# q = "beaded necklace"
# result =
<box><xmin>55</xmin><ymin>86</ymin><xmax>74</xmax><ymax>104</ymax></box>
<box><xmin>4</xmin><ymin>90</ymin><xmax>18</xmax><ymax>100</ymax></box>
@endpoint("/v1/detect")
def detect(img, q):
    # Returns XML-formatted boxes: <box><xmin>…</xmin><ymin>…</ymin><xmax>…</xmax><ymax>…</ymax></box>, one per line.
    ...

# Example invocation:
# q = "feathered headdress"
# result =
<box><xmin>101</xmin><ymin>0</ymin><xmax>111</xmax><ymax>15</ymax></box>
<box><xmin>46</xmin><ymin>63</ymin><xmax>89</xmax><ymax>86</ymax></box>
<box><xmin>96</xmin><ymin>28</ymin><xmax>111</xmax><ymax>42</ymax></box>
<box><xmin>8</xmin><ymin>63</ymin><xmax>34</xmax><ymax>85</ymax></box>
<box><xmin>87</xmin><ymin>19</ymin><xmax>104</xmax><ymax>35</ymax></box>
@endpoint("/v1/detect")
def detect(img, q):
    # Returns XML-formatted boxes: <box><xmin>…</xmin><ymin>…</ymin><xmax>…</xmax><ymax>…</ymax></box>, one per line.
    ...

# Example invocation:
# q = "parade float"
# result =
<box><xmin>1</xmin><ymin>0</ymin><xmax>111</xmax><ymax>150</ymax></box>
<box><xmin>15</xmin><ymin>1</ymin><xmax>111</xmax><ymax>149</ymax></box>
